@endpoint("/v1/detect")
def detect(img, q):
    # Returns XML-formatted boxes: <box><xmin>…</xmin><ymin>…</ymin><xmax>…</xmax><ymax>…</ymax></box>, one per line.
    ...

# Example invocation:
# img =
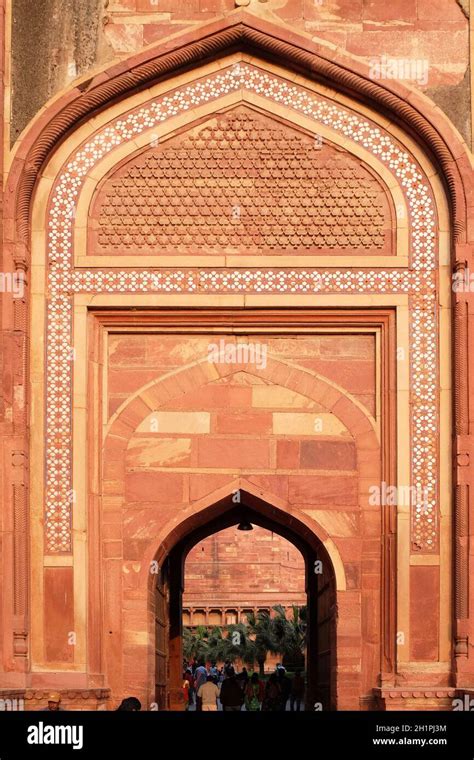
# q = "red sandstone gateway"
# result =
<box><xmin>0</xmin><ymin>1</ymin><xmax>473</xmax><ymax>714</ymax></box>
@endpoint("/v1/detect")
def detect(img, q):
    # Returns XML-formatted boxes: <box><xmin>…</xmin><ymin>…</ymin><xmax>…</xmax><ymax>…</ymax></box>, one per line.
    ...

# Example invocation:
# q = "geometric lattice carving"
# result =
<box><xmin>90</xmin><ymin>108</ymin><xmax>392</xmax><ymax>256</ymax></box>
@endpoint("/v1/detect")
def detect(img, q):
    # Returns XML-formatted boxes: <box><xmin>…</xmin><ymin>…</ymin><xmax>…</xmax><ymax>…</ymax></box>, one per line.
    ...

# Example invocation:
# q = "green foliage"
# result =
<box><xmin>271</xmin><ymin>605</ymin><xmax>307</xmax><ymax>669</ymax></box>
<box><xmin>182</xmin><ymin>624</ymin><xmax>210</xmax><ymax>661</ymax></box>
<box><xmin>183</xmin><ymin>606</ymin><xmax>307</xmax><ymax>673</ymax></box>
<box><xmin>225</xmin><ymin>623</ymin><xmax>257</xmax><ymax>666</ymax></box>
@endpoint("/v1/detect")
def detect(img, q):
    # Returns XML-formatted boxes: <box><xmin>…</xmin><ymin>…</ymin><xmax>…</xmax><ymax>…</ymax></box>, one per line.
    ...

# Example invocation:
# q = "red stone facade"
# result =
<box><xmin>101</xmin><ymin>1</ymin><xmax>468</xmax><ymax>94</ymax></box>
<box><xmin>1</xmin><ymin>0</ymin><xmax>474</xmax><ymax>715</ymax></box>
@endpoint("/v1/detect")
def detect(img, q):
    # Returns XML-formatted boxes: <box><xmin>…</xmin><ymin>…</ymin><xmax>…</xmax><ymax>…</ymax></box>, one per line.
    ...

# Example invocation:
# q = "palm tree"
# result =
<box><xmin>183</xmin><ymin>606</ymin><xmax>307</xmax><ymax>674</ymax></box>
<box><xmin>271</xmin><ymin>604</ymin><xmax>306</xmax><ymax>669</ymax></box>
<box><xmin>184</xmin><ymin>624</ymin><xmax>252</xmax><ymax>666</ymax></box>
<box><xmin>245</xmin><ymin>610</ymin><xmax>279</xmax><ymax>676</ymax></box>
<box><xmin>225</xmin><ymin>622</ymin><xmax>257</xmax><ymax>667</ymax></box>
<box><xmin>205</xmin><ymin>626</ymin><xmax>229</xmax><ymax>664</ymax></box>
<box><xmin>182</xmin><ymin>625</ymin><xmax>209</xmax><ymax>662</ymax></box>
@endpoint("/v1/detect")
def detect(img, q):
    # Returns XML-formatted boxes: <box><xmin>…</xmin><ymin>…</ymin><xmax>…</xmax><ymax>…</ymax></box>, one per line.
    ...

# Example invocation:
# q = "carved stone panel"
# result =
<box><xmin>89</xmin><ymin>107</ymin><xmax>394</xmax><ymax>258</ymax></box>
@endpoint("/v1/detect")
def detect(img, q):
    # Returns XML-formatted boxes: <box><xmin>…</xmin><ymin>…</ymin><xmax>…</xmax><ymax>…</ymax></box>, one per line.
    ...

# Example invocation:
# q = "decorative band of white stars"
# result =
<box><xmin>46</xmin><ymin>63</ymin><xmax>438</xmax><ymax>553</ymax></box>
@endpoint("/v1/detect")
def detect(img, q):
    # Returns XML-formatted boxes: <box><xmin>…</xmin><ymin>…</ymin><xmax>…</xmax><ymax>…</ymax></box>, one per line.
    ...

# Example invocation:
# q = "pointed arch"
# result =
<box><xmin>141</xmin><ymin>479</ymin><xmax>347</xmax><ymax>593</ymax></box>
<box><xmin>107</xmin><ymin>353</ymin><xmax>377</xmax><ymax>442</ymax></box>
<box><xmin>6</xmin><ymin>4</ymin><xmax>465</xmax><ymax>711</ymax></box>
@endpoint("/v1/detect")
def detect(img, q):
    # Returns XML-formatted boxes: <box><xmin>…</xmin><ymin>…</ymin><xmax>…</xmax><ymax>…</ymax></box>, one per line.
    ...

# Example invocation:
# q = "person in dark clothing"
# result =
<box><xmin>262</xmin><ymin>673</ymin><xmax>281</xmax><ymax>711</ymax></box>
<box><xmin>236</xmin><ymin>666</ymin><xmax>249</xmax><ymax>691</ymax></box>
<box><xmin>275</xmin><ymin>663</ymin><xmax>286</xmax><ymax>678</ymax></box>
<box><xmin>219</xmin><ymin>667</ymin><xmax>244</xmax><ymax>712</ymax></box>
<box><xmin>278</xmin><ymin>672</ymin><xmax>292</xmax><ymax>711</ymax></box>
<box><xmin>116</xmin><ymin>697</ymin><xmax>141</xmax><ymax>711</ymax></box>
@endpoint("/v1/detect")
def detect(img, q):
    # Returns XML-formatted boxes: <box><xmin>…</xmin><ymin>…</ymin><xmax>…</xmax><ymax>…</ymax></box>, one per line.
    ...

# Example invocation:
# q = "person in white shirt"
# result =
<box><xmin>197</xmin><ymin>675</ymin><xmax>220</xmax><ymax>711</ymax></box>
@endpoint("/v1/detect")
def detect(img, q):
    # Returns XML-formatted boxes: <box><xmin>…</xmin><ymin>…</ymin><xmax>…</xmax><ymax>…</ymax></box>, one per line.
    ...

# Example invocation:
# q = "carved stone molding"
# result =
<box><xmin>23</xmin><ymin>688</ymin><xmax>110</xmax><ymax>710</ymax></box>
<box><xmin>12</xmin><ymin>632</ymin><xmax>28</xmax><ymax>658</ymax></box>
<box><xmin>373</xmin><ymin>687</ymin><xmax>457</xmax><ymax>711</ymax></box>
<box><xmin>42</xmin><ymin>63</ymin><xmax>440</xmax><ymax>553</ymax></box>
<box><xmin>454</xmin><ymin>301</ymin><xmax>469</xmax><ymax>436</ymax></box>
<box><xmin>455</xmin><ymin>484</ymin><xmax>469</xmax><ymax>622</ymax></box>
<box><xmin>0</xmin><ymin>688</ymin><xmax>110</xmax><ymax>710</ymax></box>
<box><xmin>454</xmin><ymin>636</ymin><xmax>469</xmax><ymax>658</ymax></box>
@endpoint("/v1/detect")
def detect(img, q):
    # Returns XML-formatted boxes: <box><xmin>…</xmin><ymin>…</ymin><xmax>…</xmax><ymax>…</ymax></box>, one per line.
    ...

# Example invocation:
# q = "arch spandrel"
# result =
<box><xmin>7</xmin><ymin>12</ymin><xmax>470</xmax><ymax>246</ymax></box>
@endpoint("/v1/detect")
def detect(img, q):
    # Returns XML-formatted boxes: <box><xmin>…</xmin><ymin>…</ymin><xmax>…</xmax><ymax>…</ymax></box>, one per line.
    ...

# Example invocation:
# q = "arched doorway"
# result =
<box><xmin>182</xmin><ymin>524</ymin><xmax>307</xmax><ymax>676</ymax></box>
<box><xmin>151</xmin><ymin>492</ymin><xmax>337</xmax><ymax>711</ymax></box>
<box><xmin>5</xmin><ymin>10</ymin><xmax>464</xmax><ymax>713</ymax></box>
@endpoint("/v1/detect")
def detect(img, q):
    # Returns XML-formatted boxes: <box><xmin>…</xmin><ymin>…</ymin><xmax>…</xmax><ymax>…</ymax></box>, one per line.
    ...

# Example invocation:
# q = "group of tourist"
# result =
<box><xmin>183</xmin><ymin>660</ymin><xmax>305</xmax><ymax>712</ymax></box>
<box><xmin>37</xmin><ymin>663</ymin><xmax>305</xmax><ymax>713</ymax></box>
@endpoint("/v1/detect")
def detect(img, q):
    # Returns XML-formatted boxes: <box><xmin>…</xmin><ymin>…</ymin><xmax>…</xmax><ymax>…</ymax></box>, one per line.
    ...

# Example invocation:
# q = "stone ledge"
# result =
<box><xmin>373</xmin><ymin>687</ymin><xmax>457</xmax><ymax>711</ymax></box>
<box><xmin>0</xmin><ymin>688</ymin><xmax>111</xmax><ymax>711</ymax></box>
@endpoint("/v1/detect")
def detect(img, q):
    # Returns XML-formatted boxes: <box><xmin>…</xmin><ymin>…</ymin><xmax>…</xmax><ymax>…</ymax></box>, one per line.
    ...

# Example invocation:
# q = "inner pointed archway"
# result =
<box><xmin>152</xmin><ymin>492</ymin><xmax>338</xmax><ymax>711</ymax></box>
<box><xmin>183</xmin><ymin>523</ymin><xmax>307</xmax><ymax>708</ymax></box>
